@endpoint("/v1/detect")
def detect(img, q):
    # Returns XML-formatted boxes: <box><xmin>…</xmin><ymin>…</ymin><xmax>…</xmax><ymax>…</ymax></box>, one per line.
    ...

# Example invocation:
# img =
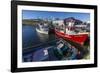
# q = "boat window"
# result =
<box><xmin>57</xmin><ymin>43</ymin><xmax>64</xmax><ymax>50</ymax></box>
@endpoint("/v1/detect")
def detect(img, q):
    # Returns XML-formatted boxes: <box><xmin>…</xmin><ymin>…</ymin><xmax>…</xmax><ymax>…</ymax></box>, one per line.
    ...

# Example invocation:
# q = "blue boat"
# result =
<box><xmin>23</xmin><ymin>39</ymin><xmax>80</xmax><ymax>62</ymax></box>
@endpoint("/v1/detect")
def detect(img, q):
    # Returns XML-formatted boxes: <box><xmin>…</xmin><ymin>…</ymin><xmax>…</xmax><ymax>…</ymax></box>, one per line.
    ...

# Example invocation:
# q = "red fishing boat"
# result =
<box><xmin>54</xmin><ymin>17</ymin><xmax>88</xmax><ymax>45</ymax></box>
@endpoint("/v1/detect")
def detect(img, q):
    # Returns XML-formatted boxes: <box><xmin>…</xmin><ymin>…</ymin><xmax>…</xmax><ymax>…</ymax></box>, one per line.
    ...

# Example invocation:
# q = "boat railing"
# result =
<box><xmin>23</xmin><ymin>39</ymin><xmax>58</xmax><ymax>55</ymax></box>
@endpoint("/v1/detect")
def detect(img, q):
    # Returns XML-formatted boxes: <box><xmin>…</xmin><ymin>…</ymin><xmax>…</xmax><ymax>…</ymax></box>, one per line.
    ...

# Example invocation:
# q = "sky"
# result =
<box><xmin>22</xmin><ymin>10</ymin><xmax>90</xmax><ymax>22</ymax></box>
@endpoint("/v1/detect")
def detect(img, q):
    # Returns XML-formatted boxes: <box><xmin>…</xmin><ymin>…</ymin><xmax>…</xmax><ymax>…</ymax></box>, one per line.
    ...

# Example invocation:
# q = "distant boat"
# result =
<box><xmin>36</xmin><ymin>23</ymin><xmax>49</xmax><ymax>34</ymax></box>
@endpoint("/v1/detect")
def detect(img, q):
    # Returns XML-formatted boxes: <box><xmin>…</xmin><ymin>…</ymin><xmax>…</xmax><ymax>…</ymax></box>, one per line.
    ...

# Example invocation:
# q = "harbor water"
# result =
<box><xmin>22</xmin><ymin>25</ymin><xmax>55</xmax><ymax>49</ymax></box>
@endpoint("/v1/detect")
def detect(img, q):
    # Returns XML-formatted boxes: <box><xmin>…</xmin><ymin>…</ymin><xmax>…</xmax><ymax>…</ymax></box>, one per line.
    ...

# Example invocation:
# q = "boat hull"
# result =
<box><xmin>36</xmin><ymin>28</ymin><xmax>48</xmax><ymax>34</ymax></box>
<box><xmin>55</xmin><ymin>30</ymin><xmax>88</xmax><ymax>45</ymax></box>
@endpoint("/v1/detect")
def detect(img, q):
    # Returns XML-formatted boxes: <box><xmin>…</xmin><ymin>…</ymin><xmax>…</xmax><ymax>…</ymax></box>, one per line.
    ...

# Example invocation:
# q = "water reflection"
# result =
<box><xmin>22</xmin><ymin>25</ymin><xmax>55</xmax><ymax>49</ymax></box>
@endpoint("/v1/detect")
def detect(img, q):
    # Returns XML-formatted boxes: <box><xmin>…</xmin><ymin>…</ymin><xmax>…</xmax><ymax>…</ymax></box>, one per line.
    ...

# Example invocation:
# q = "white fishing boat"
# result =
<box><xmin>36</xmin><ymin>23</ymin><xmax>49</xmax><ymax>34</ymax></box>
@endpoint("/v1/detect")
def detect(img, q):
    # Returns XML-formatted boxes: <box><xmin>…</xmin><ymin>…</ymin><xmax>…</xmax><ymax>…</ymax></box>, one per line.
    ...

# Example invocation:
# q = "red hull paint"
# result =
<box><xmin>55</xmin><ymin>30</ymin><xmax>88</xmax><ymax>45</ymax></box>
